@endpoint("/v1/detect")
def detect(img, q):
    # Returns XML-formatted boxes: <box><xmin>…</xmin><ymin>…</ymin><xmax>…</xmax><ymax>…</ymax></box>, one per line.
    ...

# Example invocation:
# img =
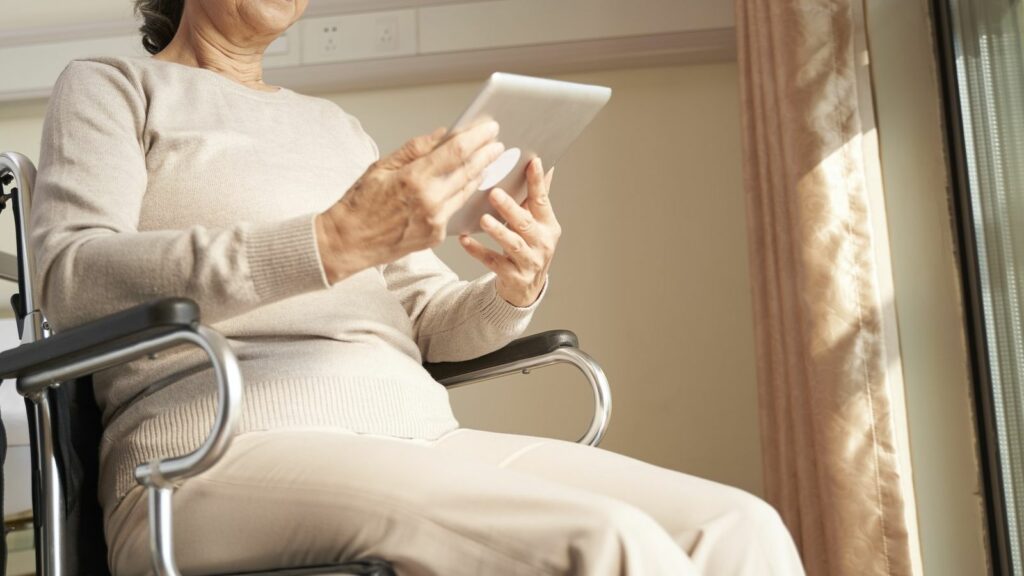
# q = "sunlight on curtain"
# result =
<box><xmin>734</xmin><ymin>1</ymin><xmax>917</xmax><ymax>573</ymax></box>
<box><xmin>949</xmin><ymin>0</ymin><xmax>1024</xmax><ymax>570</ymax></box>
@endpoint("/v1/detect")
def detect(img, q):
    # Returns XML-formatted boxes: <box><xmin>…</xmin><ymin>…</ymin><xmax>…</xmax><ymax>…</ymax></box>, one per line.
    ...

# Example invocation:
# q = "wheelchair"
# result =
<box><xmin>0</xmin><ymin>151</ymin><xmax>612</xmax><ymax>576</ymax></box>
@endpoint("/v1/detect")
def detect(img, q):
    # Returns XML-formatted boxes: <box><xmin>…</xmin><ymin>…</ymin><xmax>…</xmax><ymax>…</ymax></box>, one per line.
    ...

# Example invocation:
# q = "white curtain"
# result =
<box><xmin>734</xmin><ymin>1</ymin><xmax>920</xmax><ymax>574</ymax></box>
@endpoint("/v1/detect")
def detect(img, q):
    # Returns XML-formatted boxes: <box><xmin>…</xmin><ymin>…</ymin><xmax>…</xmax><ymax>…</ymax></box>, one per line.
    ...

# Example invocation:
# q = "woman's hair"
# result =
<box><xmin>134</xmin><ymin>0</ymin><xmax>184</xmax><ymax>54</ymax></box>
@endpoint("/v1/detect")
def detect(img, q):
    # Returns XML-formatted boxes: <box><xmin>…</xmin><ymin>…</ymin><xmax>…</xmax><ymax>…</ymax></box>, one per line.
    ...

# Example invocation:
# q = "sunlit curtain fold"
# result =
<box><xmin>734</xmin><ymin>1</ymin><xmax>917</xmax><ymax>574</ymax></box>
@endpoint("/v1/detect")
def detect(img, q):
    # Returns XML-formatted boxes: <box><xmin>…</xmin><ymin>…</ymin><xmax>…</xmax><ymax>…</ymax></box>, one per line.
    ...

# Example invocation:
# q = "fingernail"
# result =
<box><xmin>486</xmin><ymin>120</ymin><xmax>500</xmax><ymax>135</ymax></box>
<box><xmin>482</xmin><ymin>214</ymin><xmax>497</xmax><ymax>226</ymax></box>
<box><xmin>533</xmin><ymin>159</ymin><xmax>543</xmax><ymax>173</ymax></box>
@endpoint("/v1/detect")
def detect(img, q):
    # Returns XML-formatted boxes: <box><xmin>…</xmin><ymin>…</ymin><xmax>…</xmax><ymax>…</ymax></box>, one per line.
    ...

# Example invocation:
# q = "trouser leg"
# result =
<box><xmin>105</xmin><ymin>428</ymin><xmax>696</xmax><ymax>576</ymax></box>
<box><xmin>433</xmin><ymin>429</ymin><xmax>806</xmax><ymax>576</ymax></box>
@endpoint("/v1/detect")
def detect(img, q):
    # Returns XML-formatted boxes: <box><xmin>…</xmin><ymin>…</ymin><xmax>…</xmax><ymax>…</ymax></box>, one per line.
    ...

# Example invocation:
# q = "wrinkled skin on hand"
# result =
<box><xmin>316</xmin><ymin>121</ymin><xmax>505</xmax><ymax>282</ymax></box>
<box><xmin>459</xmin><ymin>158</ymin><xmax>560</xmax><ymax>307</ymax></box>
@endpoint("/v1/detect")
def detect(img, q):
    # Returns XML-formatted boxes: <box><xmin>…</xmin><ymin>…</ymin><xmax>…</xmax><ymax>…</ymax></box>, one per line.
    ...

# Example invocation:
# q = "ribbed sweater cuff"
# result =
<box><xmin>476</xmin><ymin>273</ymin><xmax>548</xmax><ymax>332</ymax></box>
<box><xmin>245</xmin><ymin>213</ymin><xmax>330</xmax><ymax>301</ymax></box>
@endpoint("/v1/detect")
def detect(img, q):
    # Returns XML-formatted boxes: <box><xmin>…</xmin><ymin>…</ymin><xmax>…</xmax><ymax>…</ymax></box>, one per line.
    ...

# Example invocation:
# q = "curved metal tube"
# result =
<box><xmin>149</xmin><ymin>487</ymin><xmax>178</xmax><ymax>576</ymax></box>
<box><xmin>134</xmin><ymin>326</ymin><xmax>243</xmax><ymax>487</ymax></box>
<box><xmin>441</xmin><ymin>346</ymin><xmax>612</xmax><ymax>446</ymax></box>
<box><xmin>15</xmin><ymin>325</ymin><xmax>242</xmax><ymax>576</ymax></box>
<box><xmin>136</xmin><ymin>326</ymin><xmax>242</xmax><ymax>576</ymax></box>
<box><xmin>0</xmin><ymin>151</ymin><xmax>42</xmax><ymax>343</ymax></box>
<box><xmin>559</xmin><ymin>348</ymin><xmax>612</xmax><ymax>446</ymax></box>
<box><xmin>32</xmin><ymin>394</ymin><xmax>63</xmax><ymax>576</ymax></box>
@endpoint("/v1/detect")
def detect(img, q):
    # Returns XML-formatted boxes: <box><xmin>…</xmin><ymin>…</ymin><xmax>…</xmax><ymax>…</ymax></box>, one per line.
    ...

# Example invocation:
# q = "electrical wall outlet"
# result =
<box><xmin>374</xmin><ymin>15</ymin><xmax>400</xmax><ymax>53</ymax></box>
<box><xmin>317</xmin><ymin>23</ymin><xmax>342</xmax><ymax>57</ymax></box>
<box><xmin>302</xmin><ymin>10</ymin><xmax>416</xmax><ymax>65</ymax></box>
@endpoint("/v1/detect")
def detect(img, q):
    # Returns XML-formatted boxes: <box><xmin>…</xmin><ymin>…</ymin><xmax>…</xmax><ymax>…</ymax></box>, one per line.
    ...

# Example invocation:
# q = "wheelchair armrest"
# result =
<box><xmin>0</xmin><ymin>297</ymin><xmax>199</xmax><ymax>380</ymax></box>
<box><xmin>0</xmin><ymin>296</ymin><xmax>242</xmax><ymax>488</ymax></box>
<box><xmin>0</xmin><ymin>297</ymin><xmax>242</xmax><ymax>576</ymax></box>
<box><xmin>425</xmin><ymin>329</ymin><xmax>610</xmax><ymax>446</ymax></box>
<box><xmin>423</xmin><ymin>329</ymin><xmax>579</xmax><ymax>386</ymax></box>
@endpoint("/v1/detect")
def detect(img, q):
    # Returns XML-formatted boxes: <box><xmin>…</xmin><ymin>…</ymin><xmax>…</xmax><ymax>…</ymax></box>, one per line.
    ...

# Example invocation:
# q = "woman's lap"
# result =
<box><xmin>432</xmin><ymin>429</ymin><xmax>803</xmax><ymax>574</ymax></box>
<box><xmin>106</xmin><ymin>428</ymin><xmax>801</xmax><ymax>576</ymax></box>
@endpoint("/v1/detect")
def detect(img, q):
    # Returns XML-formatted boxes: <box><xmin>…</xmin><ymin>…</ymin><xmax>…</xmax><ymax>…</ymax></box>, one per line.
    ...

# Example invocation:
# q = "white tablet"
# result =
<box><xmin>445</xmin><ymin>73</ymin><xmax>612</xmax><ymax>235</ymax></box>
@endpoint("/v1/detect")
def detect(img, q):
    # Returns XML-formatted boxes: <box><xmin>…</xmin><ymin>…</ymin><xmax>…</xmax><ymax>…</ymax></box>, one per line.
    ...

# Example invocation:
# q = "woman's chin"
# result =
<box><xmin>241</xmin><ymin>0</ymin><xmax>307</xmax><ymax>31</ymax></box>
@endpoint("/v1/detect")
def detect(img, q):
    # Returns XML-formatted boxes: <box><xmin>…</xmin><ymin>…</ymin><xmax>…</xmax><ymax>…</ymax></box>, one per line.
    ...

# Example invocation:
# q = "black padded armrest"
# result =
<box><xmin>0</xmin><ymin>298</ymin><xmax>199</xmax><ymax>379</ymax></box>
<box><xmin>424</xmin><ymin>329</ymin><xmax>578</xmax><ymax>386</ymax></box>
<box><xmin>229</xmin><ymin>559</ymin><xmax>395</xmax><ymax>576</ymax></box>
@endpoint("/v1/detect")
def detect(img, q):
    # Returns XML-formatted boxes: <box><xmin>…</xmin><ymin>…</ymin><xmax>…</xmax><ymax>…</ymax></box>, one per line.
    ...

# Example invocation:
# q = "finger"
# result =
<box><xmin>459</xmin><ymin>234</ymin><xmax>515</xmax><ymax>276</ymax></box>
<box><xmin>436</xmin><ymin>170</ymin><xmax>488</xmax><ymax>223</ymax></box>
<box><xmin>442</xmin><ymin>140</ymin><xmax>505</xmax><ymax>194</ymax></box>
<box><xmin>522</xmin><ymin>167</ymin><xmax>556</xmax><ymax>208</ymax></box>
<box><xmin>480</xmin><ymin>213</ymin><xmax>534</xmax><ymax>269</ymax></box>
<box><xmin>419</xmin><ymin>127</ymin><xmax>449</xmax><ymax>158</ymax></box>
<box><xmin>489</xmin><ymin>188</ymin><xmax>541</xmax><ymax>244</ymax></box>
<box><xmin>383</xmin><ymin>127</ymin><xmax>447</xmax><ymax>168</ymax></box>
<box><xmin>421</xmin><ymin>120</ymin><xmax>500</xmax><ymax>175</ymax></box>
<box><xmin>524</xmin><ymin>158</ymin><xmax>557</xmax><ymax>222</ymax></box>
<box><xmin>430</xmin><ymin>125</ymin><xmax>450</xmax><ymax>142</ymax></box>
<box><xmin>426</xmin><ymin>126</ymin><xmax>448</xmax><ymax>144</ymax></box>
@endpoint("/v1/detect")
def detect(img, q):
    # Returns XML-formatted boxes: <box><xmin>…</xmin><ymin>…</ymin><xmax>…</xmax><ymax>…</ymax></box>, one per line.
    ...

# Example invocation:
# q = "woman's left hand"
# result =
<box><xmin>459</xmin><ymin>157</ymin><xmax>561</xmax><ymax>307</ymax></box>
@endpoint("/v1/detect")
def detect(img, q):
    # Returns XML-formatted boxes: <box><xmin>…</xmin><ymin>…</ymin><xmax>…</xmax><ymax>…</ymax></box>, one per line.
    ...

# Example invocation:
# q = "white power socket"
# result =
<box><xmin>302</xmin><ymin>10</ymin><xmax>416</xmax><ymax>65</ymax></box>
<box><xmin>315</xmin><ymin>23</ymin><xmax>342</xmax><ymax>57</ymax></box>
<box><xmin>374</xmin><ymin>16</ymin><xmax>400</xmax><ymax>53</ymax></box>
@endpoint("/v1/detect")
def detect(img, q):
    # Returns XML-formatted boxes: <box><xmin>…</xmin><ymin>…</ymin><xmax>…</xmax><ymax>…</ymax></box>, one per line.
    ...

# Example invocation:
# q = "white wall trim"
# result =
<box><xmin>0</xmin><ymin>18</ymin><xmax>136</xmax><ymax>49</ymax></box>
<box><xmin>303</xmin><ymin>0</ymin><xmax>504</xmax><ymax>18</ymax></box>
<box><xmin>268</xmin><ymin>29</ymin><xmax>736</xmax><ymax>95</ymax></box>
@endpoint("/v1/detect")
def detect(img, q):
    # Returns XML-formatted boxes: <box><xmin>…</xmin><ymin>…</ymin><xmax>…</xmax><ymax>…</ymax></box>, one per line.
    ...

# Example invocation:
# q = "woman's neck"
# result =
<box><xmin>154</xmin><ymin>10</ymin><xmax>277</xmax><ymax>92</ymax></box>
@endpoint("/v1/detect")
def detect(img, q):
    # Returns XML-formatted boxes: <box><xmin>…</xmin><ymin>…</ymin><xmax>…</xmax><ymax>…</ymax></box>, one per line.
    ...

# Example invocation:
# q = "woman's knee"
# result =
<box><xmin>582</xmin><ymin>499</ymin><xmax>668</xmax><ymax>542</ymax></box>
<box><xmin>569</xmin><ymin>499</ymin><xmax>695</xmax><ymax>575</ymax></box>
<box><xmin>690</xmin><ymin>488</ymin><xmax>804</xmax><ymax>574</ymax></box>
<box><xmin>709</xmin><ymin>488</ymin><xmax>796</xmax><ymax>553</ymax></box>
<box><xmin>729</xmin><ymin>489</ymin><xmax>790</xmax><ymax>538</ymax></box>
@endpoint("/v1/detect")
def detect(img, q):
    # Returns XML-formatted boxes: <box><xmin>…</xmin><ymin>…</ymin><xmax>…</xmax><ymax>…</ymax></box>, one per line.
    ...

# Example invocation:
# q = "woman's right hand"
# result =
<box><xmin>315</xmin><ymin>121</ymin><xmax>504</xmax><ymax>284</ymax></box>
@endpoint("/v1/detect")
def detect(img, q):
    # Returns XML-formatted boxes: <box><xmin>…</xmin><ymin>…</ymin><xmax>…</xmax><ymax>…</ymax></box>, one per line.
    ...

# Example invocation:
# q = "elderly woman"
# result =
<box><xmin>31</xmin><ymin>1</ymin><xmax>804</xmax><ymax>575</ymax></box>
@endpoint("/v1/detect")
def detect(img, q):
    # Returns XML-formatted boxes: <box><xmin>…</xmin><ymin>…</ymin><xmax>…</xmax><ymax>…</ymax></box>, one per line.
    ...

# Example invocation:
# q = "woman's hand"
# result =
<box><xmin>316</xmin><ymin>121</ymin><xmax>505</xmax><ymax>283</ymax></box>
<box><xmin>459</xmin><ymin>158</ymin><xmax>561</xmax><ymax>307</ymax></box>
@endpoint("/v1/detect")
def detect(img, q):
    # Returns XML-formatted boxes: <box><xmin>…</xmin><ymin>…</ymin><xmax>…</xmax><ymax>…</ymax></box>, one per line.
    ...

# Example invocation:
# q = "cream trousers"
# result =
<box><xmin>105</xmin><ymin>427</ymin><xmax>805</xmax><ymax>575</ymax></box>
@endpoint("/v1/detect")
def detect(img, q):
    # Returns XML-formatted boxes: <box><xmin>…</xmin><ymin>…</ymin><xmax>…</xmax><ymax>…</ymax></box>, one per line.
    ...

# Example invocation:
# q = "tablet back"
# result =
<box><xmin>447</xmin><ymin>73</ymin><xmax>612</xmax><ymax>235</ymax></box>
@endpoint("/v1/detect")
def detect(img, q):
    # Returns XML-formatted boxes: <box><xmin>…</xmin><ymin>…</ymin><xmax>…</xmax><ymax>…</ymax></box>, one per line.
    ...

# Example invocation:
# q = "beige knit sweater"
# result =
<box><xmin>30</xmin><ymin>56</ymin><xmax>543</xmax><ymax>515</ymax></box>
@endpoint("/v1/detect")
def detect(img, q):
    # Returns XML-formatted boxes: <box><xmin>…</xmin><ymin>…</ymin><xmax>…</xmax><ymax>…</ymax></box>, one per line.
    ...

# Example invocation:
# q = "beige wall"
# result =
<box><xmin>866</xmin><ymin>0</ymin><xmax>990</xmax><ymax>574</ymax></box>
<box><xmin>0</xmin><ymin>63</ymin><xmax>765</xmax><ymax>496</ymax></box>
<box><xmin>0</xmin><ymin>0</ymin><xmax>134</xmax><ymax>28</ymax></box>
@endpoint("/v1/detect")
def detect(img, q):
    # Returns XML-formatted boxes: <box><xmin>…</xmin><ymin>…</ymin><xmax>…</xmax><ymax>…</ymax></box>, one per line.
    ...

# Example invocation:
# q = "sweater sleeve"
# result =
<box><xmin>30</xmin><ymin>60</ymin><xmax>329</xmax><ymax>332</ymax></box>
<box><xmin>383</xmin><ymin>249</ymin><xmax>547</xmax><ymax>363</ymax></box>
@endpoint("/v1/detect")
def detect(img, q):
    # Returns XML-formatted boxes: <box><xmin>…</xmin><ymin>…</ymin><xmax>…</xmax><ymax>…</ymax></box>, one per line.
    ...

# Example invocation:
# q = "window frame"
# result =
<box><xmin>931</xmin><ymin>0</ymin><xmax>1015</xmax><ymax>572</ymax></box>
